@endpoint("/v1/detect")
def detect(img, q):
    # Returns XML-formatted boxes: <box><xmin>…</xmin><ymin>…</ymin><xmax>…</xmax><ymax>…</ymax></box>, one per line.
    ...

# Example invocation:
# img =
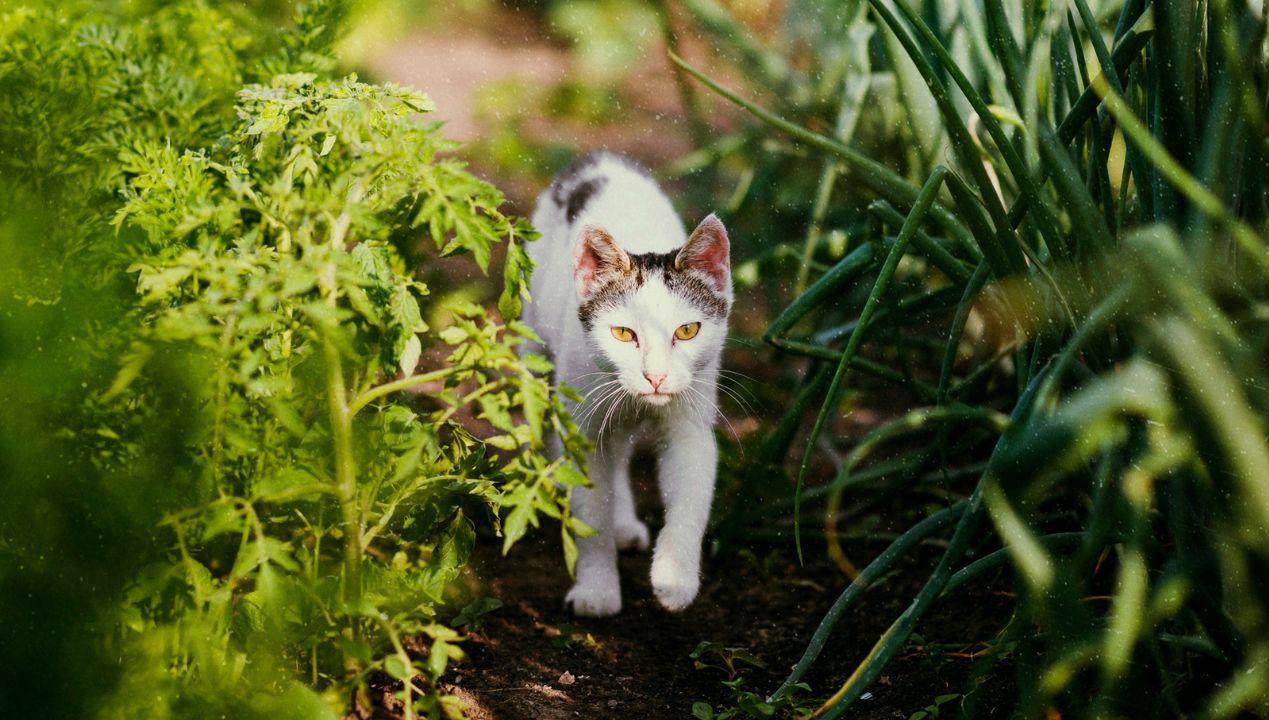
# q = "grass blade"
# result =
<box><xmin>769</xmin><ymin>502</ymin><xmax>967</xmax><ymax>702</ymax></box>
<box><xmin>668</xmin><ymin>50</ymin><xmax>975</xmax><ymax>247</ymax></box>
<box><xmin>813</xmin><ymin>368</ymin><xmax>1052</xmax><ymax>718</ymax></box>
<box><xmin>1092</xmin><ymin>73</ymin><xmax>1269</xmax><ymax>274</ymax></box>
<box><xmin>791</xmin><ymin>167</ymin><xmax>949</xmax><ymax>563</ymax></box>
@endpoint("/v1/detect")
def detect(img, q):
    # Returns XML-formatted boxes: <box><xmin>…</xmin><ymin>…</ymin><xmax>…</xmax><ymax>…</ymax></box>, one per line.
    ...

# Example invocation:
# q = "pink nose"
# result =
<box><xmin>644</xmin><ymin>372</ymin><xmax>667</xmax><ymax>391</ymax></box>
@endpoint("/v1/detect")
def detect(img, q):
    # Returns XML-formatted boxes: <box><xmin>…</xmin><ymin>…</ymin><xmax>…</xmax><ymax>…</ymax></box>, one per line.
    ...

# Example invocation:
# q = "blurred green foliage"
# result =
<box><xmin>549</xmin><ymin>0</ymin><xmax>660</xmax><ymax>80</ymax></box>
<box><xmin>0</xmin><ymin>1</ymin><xmax>585</xmax><ymax>718</ymax></box>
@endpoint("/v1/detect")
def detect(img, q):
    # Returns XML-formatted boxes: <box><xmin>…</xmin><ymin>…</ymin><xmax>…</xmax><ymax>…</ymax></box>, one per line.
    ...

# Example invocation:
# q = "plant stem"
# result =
<box><xmin>792</xmin><ymin>167</ymin><xmax>948</xmax><ymax>563</ymax></box>
<box><xmin>770</xmin><ymin>503</ymin><xmax>966</xmax><ymax>702</ymax></box>
<box><xmin>326</xmin><ymin>339</ymin><xmax>362</xmax><ymax>616</ymax></box>
<box><xmin>669</xmin><ymin>51</ymin><xmax>974</xmax><ymax>248</ymax></box>
<box><xmin>321</xmin><ymin>211</ymin><xmax>363</xmax><ymax>628</ymax></box>
<box><xmin>651</xmin><ymin>0</ymin><xmax>710</xmax><ymax>150</ymax></box>
<box><xmin>348</xmin><ymin>365</ymin><xmax>466</xmax><ymax>417</ymax></box>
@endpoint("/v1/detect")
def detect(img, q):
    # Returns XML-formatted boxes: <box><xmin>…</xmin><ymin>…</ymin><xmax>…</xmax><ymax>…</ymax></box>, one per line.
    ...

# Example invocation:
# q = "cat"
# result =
<box><xmin>522</xmin><ymin>151</ymin><xmax>732</xmax><ymax>617</ymax></box>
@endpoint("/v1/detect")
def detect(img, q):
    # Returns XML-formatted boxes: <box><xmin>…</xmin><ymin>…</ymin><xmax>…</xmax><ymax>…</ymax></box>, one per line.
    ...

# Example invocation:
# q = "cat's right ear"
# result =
<box><xmin>574</xmin><ymin>224</ymin><xmax>630</xmax><ymax>300</ymax></box>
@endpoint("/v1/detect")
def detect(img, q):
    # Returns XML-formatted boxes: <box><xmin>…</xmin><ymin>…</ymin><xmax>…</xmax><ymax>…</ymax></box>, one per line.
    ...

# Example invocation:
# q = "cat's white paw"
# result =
<box><xmin>615</xmin><ymin>519</ymin><xmax>650</xmax><ymax>551</ymax></box>
<box><xmin>565</xmin><ymin>578</ymin><xmax>622</xmax><ymax>617</ymax></box>
<box><xmin>650</xmin><ymin>555</ymin><xmax>699</xmax><ymax>612</ymax></box>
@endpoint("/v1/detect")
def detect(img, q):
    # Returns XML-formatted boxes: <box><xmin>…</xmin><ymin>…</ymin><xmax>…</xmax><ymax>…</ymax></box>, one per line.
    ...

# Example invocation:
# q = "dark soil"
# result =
<box><xmin>440</xmin><ymin>501</ymin><xmax>1016</xmax><ymax>719</ymax></box>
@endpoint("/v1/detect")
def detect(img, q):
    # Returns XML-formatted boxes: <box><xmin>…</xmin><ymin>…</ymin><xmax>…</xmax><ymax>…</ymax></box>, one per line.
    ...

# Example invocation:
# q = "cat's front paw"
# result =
<box><xmin>650</xmin><ymin>555</ymin><xmax>700</xmax><ymax>612</ymax></box>
<box><xmin>565</xmin><ymin>578</ymin><xmax>622</xmax><ymax>617</ymax></box>
<box><xmin>615</xmin><ymin>519</ymin><xmax>650</xmax><ymax>551</ymax></box>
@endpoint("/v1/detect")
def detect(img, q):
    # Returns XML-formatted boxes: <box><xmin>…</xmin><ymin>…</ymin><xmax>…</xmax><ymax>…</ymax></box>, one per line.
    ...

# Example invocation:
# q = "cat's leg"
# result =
<box><xmin>565</xmin><ymin>440</ymin><xmax>623</xmax><ymax>617</ymax></box>
<box><xmin>650</xmin><ymin>409</ymin><xmax>716</xmax><ymax>612</ymax></box>
<box><xmin>608</xmin><ymin>427</ymin><xmax>649</xmax><ymax>551</ymax></box>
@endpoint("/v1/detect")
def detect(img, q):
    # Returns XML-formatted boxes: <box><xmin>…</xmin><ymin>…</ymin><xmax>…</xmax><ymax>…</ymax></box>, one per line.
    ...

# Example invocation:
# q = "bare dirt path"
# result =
<box><xmin>442</xmin><ymin>512</ymin><xmax>1014</xmax><ymax>719</ymax></box>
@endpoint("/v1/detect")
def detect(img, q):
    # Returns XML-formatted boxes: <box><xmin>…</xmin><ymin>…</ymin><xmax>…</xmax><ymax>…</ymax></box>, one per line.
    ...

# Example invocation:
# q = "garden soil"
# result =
<box><xmin>425</xmin><ymin>517</ymin><xmax>1015</xmax><ymax>720</ymax></box>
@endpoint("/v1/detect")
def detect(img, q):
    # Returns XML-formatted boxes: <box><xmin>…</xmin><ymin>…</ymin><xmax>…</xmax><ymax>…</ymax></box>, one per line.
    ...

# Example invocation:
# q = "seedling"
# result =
<box><xmin>908</xmin><ymin>693</ymin><xmax>960</xmax><ymax>720</ymax></box>
<box><xmin>449</xmin><ymin>597</ymin><xmax>503</xmax><ymax>631</ymax></box>
<box><xmin>691</xmin><ymin>641</ymin><xmax>767</xmax><ymax>680</ymax></box>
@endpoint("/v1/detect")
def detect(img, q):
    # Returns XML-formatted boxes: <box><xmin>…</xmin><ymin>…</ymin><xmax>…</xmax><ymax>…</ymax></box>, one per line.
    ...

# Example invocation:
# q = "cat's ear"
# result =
<box><xmin>574</xmin><ymin>224</ymin><xmax>631</xmax><ymax>300</ymax></box>
<box><xmin>676</xmin><ymin>214</ymin><xmax>731</xmax><ymax>293</ymax></box>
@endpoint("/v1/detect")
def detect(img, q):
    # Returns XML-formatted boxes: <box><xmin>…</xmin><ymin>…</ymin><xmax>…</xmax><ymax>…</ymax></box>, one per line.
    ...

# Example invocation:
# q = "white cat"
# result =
<box><xmin>522</xmin><ymin>151</ymin><xmax>732</xmax><ymax>617</ymax></box>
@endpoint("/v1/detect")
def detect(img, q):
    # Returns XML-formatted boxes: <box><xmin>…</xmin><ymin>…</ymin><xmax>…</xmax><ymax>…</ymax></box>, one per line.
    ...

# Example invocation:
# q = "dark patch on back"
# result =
<box><xmin>565</xmin><ymin>177</ymin><xmax>606</xmax><ymax>223</ymax></box>
<box><xmin>550</xmin><ymin>153</ymin><xmax>602</xmax><ymax>207</ymax></box>
<box><xmin>578</xmin><ymin>248</ymin><xmax>730</xmax><ymax>330</ymax></box>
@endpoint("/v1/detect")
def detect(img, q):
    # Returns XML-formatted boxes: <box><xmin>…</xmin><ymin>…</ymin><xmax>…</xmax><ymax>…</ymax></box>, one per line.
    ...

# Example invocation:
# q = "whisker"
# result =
<box><xmin>686</xmin><ymin>382</ymin><xmax>743</xmax><ymax>453</ymax></box>
<box><xmin>589</xmin><ymin>392</ymin><xmax>621</xmax><ymax>459</ymax></box>
<box><xmin>598</xmin><ymin>390</ymin><xmax>627</xmax><ymax>444</ymax></box>
<box><xmin>574</xmin><ymin>383</ymin><xmax>625</xmax><ymax>428</ymax></box>
<box><xmin>573</xmin><ymin>376</ymin><xmax>621</xmax><ymax>397</ymax></box>
<box><xmin>580</xmin><ymin>379</ymin><xmax>622</xmax><ymax>400</ymax></box>
<box><xmin>577</xmin><ymin>385</ymin><xmax>624</xmax><ymax>426</ymax></box>
<box><xmin>570</xmin><ymin>370</ymin><xmax>620</xmax><ymax>384</ymax></box>
<box><xmin>717</xmin><ymin>367</ymin><xmax>762</xmax><ymax>387</ymax></box>
<box><xmin>717</xmin><ymin>370</ymin><xmax>764</xmax><ymax>403</ymax></box>
<box><xmin>716</xmin><ymin>380</ymin><xmax>759</xmax><ymax>417</ymax></box>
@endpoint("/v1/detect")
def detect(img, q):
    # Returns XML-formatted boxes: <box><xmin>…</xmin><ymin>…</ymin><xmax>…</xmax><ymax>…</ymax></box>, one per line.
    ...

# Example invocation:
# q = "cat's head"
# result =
<box><xmin>574</xmin><ymin>214</ymin><xmax>732</xmax><ymax>406</ymax></box>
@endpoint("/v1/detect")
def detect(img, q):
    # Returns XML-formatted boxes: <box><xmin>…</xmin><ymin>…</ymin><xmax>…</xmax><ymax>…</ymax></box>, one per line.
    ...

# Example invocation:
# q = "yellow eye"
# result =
<box><xmin>675</xmin><ymin>322</ymin><xmax>701</xmax><ymax>341</ymax></box>
<box><xmin>610</xmin><ymin>326</ymin><xmax>637</xmax><ymax>342</ymax></box>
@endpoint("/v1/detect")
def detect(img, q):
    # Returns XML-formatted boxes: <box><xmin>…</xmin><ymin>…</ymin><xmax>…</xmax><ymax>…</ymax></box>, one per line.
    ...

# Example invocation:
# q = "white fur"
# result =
<box><xmin>523</xmin><ymin>153</ymin><xmax>729</xmax><ymax>617</ymax></box>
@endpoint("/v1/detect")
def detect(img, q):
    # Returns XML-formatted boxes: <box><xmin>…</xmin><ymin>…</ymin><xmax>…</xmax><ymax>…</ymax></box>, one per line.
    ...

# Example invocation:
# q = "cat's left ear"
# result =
<box><xmin>676</xmin><ymin>214</ymin><xmax>731</xmax><ymax>293</ymax></box>
<box><xmin>574</xmin><ymin>224</ymin><xmax>631</xmax><ymax>300</ymax></box>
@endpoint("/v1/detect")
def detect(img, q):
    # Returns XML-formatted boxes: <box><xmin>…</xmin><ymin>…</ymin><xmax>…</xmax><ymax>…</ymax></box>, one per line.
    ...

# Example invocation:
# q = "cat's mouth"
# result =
<box><xmin>638</xmin><ymin>391</ymin><xmax>674</xmax><ymax>406</ymax></box>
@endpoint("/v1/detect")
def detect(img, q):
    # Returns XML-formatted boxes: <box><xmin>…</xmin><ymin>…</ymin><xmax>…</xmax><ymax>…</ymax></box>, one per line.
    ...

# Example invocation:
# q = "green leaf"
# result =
<box><xmin>478</xmin><ymin>392</ymin><xmax>515</xmax><ymax>433</ymax></box>
<box><xmin>256</xmin><ymin>466</ymin><xmax>322</xmax><ymax>500</ymax></box>
<box><xmin>449</xmin><ymin>597</ymin><xmax>503</xmax><ymax>629</ymax></box>
<box><xmin>398</xmin><ymin>334</ymin><xmax>421</xmax><ymax>375</ymax></box>
<box><xmin>499</xmin><ymin>237</ymin><xmax>533</xmax><ymax>319</ymax></box>
<box><xmin>728</xmin><ymin>648</ymin><xmax>767</xmax><ymax>668</ymax></box>
<box><xmin>692</xmin><ymin>702</ymin><xmax>714</xmax><ymax>720</ymax></box>
<box><xmin>261</xmin><ymin>536</ymin><xmax>300</xmax><ymax>572</ymax></box>
<box><xmin>518</xmin><ymin>351</ymin><xmax>552</xmax><ymax>374</ymax></box>
<box><xmin>427</xmin><ymin>637</ymin><xmax>451</xmax><ymax>678</ymax></box>
<box><xmin>201</xmin><ymin>504</ymin><xmax>246</xmax><ymax>541</ymax></box>
<box><xmin>435</xmin><ymin>514</ymin><xmax>475</xmax><ymax>571</ymax></box>
<box><xmin>519</xmin><ymin>372</ymin><xmax>546</xmax><ymax>445</ymax></box>
<box><xmin>555</xmin><ymin>463</ymin><xmax>588</xmax><ymax>487</ymax></box>
<box><xmin>567</xmin><ymin>515</ymin><xmax>597</xmax><ymax>538</ymax></box>
<box><xmin>319</xmin><ymin>134</ymin><xmax>336</xmax><ymax>156</ymax></box>
<box><xmin>384</xmin><ymin>655</ymin><xmax>414</xmax><ymax>681</ymax></box>
<box><xmin>561</xmin><ymin>524</ymin><xmax>578</xmax><ymax>576</ymax></box>
<box><xmin>501</xmin><ymin>494</ymin><xmax>535</xmax><ymax>554</ymax></box>
<box><xmin>105</xmin><ymin>342</ymin><xmax>153</xmax><ymax>399</ymax></box>
<box><xmin>690</xmin><ymin>640</ymin><xmax>721</xmax><ymax>660</ymax></box>
<box><xmin>337</xmin><ymin>638</ymin><xmax>374</xmax><ymax>664</ymax></box>
<box><xmin>390</xmin><ymin>285</ymin><xmax>427</xmax><ymax>333</ymax></box>
<box><xmin>438</xmin><ymin>325</ymin><xmax>467</xmax><ymax>345</ymax></box>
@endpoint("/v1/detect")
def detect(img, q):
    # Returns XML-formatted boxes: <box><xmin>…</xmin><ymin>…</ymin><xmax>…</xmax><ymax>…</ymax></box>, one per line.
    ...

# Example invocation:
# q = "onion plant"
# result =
<box><xmin>670</xmin><ymin>0</ymin><xmax>1268</xmax><ymax>716</ymax></box>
